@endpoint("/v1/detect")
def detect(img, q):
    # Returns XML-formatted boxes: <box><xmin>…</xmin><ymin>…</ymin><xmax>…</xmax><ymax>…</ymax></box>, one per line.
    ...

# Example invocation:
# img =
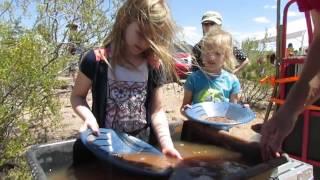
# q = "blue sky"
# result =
<box><xmin>168</xmin><ymin>0</ymin><xmax>308</xmax><ymax>48</ymax></box>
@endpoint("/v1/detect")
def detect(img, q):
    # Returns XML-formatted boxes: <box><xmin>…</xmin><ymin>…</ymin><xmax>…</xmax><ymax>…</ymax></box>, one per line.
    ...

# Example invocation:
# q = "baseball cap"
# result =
<box><xmin>201</xmin><ymin>11</ymin><xmax>223</xmax><ymax>25</ymax></box>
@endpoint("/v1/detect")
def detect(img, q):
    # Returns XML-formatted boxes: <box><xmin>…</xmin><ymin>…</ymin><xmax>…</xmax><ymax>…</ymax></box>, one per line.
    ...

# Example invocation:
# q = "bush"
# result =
<box><xmin>0</xmin><ymin>0</ymin><xmax>125</xmax><ymax>178</ymax></box>
<box><xmin>0</xmin><ymin>23</ymin><xmax>63</xmax><ymax>178</ymax></box>
<box><xmin>238</xmin><ymin>38</ymin><xmax>275</xmax><ymax>107</ymax></box>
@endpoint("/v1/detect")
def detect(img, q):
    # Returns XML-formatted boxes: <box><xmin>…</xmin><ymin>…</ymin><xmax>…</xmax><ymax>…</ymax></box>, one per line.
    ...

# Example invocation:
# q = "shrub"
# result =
<box><xmin>0</xmin><ymin>23</ymin><xmax>63</xmax><ymax>178</ymax></box>
<box><xmin>238</xmin><ymin>38</ymin><xmax>275</xmax><ymax>107</ymax></box>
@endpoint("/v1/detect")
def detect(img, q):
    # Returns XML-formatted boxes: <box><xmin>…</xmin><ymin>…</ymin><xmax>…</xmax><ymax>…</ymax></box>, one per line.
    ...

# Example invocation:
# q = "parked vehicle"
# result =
<box><xmin>174</xmin><ymin>52</ymin><xmax>192</xmax><ymax>79</ymax></box>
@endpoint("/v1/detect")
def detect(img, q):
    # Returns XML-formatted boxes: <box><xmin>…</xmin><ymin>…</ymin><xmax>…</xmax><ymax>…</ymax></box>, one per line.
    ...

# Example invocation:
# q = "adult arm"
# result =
<box><xmin>232</xmin><ymin>47</ymin><xmax>249</xmax><ymax>74</ymax></box>
<box><xmin>260</xmin><ymin>9</ymin><xmax>320</xmax><ymax>160</ymax></box>
<box><xmin>233</xmin><ymin>58</ymin><xmax>249</xmax><ymax>74</ymax></box>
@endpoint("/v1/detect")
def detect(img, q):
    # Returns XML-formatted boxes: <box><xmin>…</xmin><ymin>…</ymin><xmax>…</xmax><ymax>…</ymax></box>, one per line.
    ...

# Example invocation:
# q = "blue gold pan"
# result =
<box><xmin>80</xmin><ymin>128</ymin><xmax>172</xmax><ymax>176</ymax></box>
<box><xmin>184</xmin><ymin>102</ymin><xmax>256</xmax><ymax>130</ymax></box>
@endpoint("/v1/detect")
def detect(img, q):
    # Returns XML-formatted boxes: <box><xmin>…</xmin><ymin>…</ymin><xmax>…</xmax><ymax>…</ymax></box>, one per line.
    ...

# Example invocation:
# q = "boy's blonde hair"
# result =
<box><xmin>102</xmin><ymin>0</ymin><xmax>176</xmax><ymax>80</ymax></box>
<box><xmin>201</xmin><ymin>27</ymin><xmax>236</xmax><ymax>71</ymax></box>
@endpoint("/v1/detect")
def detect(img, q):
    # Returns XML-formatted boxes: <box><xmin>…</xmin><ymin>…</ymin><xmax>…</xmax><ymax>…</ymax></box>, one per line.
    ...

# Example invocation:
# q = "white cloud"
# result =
<box><xmin>253</xmin><ymin>16</ymin><xmax>271</xmax><ymax>24</ymax></box>
<box><xmin>288</xmin><ymin>10</ymin><xmax>302</xmax><ymax>17</ymax></box>
<box><xmin>177</xmin><ymin>26</ymin><xmax>202</xmax><ymax>46</ymax></box>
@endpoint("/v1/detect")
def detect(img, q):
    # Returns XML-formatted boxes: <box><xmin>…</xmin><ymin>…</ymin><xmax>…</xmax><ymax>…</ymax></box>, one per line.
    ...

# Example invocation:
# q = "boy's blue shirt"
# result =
<box><xmin>184</xmin><ymin>69</ymin><xmax>241</xmax><ymax>104</ymax></box>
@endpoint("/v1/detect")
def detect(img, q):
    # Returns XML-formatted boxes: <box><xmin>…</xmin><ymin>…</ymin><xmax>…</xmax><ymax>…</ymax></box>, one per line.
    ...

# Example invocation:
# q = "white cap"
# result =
<box><xmin>201</xmin><ymin>11</ymin><xmax>223</xmax><ymax>25</ymax></box>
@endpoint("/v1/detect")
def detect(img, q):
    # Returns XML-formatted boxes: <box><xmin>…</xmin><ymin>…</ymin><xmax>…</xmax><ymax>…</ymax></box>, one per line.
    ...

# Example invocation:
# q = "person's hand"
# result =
<box><xmin>306</xmin><ymin>74</ymin><xmax>320</xmax><ymax>104</ymax></box>
<box><xmin>242</xmin><ymin>103</ymin><xmax>250</xmax><ymax>108</ymax></box>
<box><xmin>180</xmin><ymin>104</ymin><xmax>191</xmax><ymax>116</ymax></box>
<box><xmin>162</xmin><ymin>146</ymin><xmax>183</xmax><ymax>160</ymax></box>
<box><xmin>79</xmin><ymin>118</ymin><xmax>100</xmax><ymax>136</ymax></box>
<box><xmin>260</xmin><ymin>108</ymin><xmax>297</xmax><ymax>161</ymax></box>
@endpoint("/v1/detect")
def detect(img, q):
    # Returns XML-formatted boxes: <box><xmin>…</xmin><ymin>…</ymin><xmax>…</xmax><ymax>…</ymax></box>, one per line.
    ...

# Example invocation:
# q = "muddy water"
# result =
<box><xmin>48</xmin><ymin>141</ymin><xmax>249</xmax><ymax>180</ymax></box>
<box><xmin>115</xmin><ymin>153</ymin><xmax>179</xmax><ymax>170</ymax></box>
<box><xmin>205</xmin><ymin>116</ymin><xmax>236</xmax><ymax>124</ymax></box>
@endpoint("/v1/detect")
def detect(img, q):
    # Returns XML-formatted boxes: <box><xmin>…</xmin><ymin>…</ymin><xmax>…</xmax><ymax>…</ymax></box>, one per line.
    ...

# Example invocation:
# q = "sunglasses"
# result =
<box><xmin>202</xmin><ymin>22</ymin><xmax>216</xmax><ymax>26</ymax></box>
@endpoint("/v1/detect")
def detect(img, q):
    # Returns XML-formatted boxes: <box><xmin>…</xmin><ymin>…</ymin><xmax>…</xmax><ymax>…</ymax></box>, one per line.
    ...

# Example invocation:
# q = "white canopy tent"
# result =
<box><xmin>257</xmin><ymin>30</ymin><xmax>307</xmax><ymax>53</ymax></box>
<box><xmin>243</xmin><ymin>16</ymin><xmax>312</xmax><ymax>52</ymax></box>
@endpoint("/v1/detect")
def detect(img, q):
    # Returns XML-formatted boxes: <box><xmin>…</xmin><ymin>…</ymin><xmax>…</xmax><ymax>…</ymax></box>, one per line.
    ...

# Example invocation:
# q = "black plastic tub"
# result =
<box><xmin>25</xmin><ymin>121</ymin><xmax>313</xmax><ymax>180</ymax></box>
<box><xmin>26</xmin><ymin>139</ymin><xmax>76</xmax><ymax>180</ymax></box>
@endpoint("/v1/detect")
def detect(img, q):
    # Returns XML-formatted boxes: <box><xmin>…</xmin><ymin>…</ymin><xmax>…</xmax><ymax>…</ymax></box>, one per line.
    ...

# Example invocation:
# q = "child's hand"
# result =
<box><xmin>79</xmin><ymin>118</ymin><xmax>100</xmax><ymax>136</ymax></box>
<box><xmin>180</xmin><ymin>104</ymin><xmax>191</xmax><ymax>115</ymax></box>
<box><xmin>162</xmin><ymin>146</ymin><xmax>183</xmax><ymax>160</ymax></box>
<box><xmin>242</xmin><ymin>103</ymin><xmax>250</xmax><ymax>108</ymax></box>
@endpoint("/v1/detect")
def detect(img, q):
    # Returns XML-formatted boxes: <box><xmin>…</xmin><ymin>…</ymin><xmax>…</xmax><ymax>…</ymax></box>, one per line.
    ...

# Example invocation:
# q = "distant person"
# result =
<box><xmin>267</xmin><ymin>52</ymin><xmax>276</xmax><ymax>66</ymax></box>
<box><xmin>304</xmin><ymin>47</ymin><xmax>309</xmax><ymax>55</ymax></box>
<box><xmin>261</xmin><ymin>1</ymin><xmax>320</xmax><ymax>178</ymax></box>
<box><xmin>298</xmin><ymin>47</ymin><xmax>303</xmax><ymax>56</ymax></box>
<box><xmin>192</xmin><ymin>11</ymin><xmax>249</xmax><ymax>74</ymax></box>
<box><xmin>66</xmin><ymin>23</ymin><xmax>84</xmax><ymax>85</ymax></box>
<box><xmin>285</xmin><ymin>43</ymin><xmax>295</xmax><ymax>57</ymax></box>
<box><xmin>181</xmin><ymin>28</ymin><xmax>241</xmax><ymax>114</ymax></box>
<box><xmin>257</xmin><ymin>56</ymin><xmax>266</xmax><ymax>77</ymax></box>
<box><xmin>71</xmin><ymin>0</ymin><xmax>182</xmax><ymax>163</ymax></box>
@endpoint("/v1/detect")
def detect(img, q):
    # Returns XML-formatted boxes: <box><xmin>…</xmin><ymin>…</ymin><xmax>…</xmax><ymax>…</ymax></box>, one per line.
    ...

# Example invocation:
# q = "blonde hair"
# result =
<box><xmin>102</xmin><ymin>0</ymin><xmax>177</xmax><ymax>80</ymax></box>
<box><xmin>201</xmin><ymin>28</ymin><xmax>236</xmax><ymax>71</ymax></box>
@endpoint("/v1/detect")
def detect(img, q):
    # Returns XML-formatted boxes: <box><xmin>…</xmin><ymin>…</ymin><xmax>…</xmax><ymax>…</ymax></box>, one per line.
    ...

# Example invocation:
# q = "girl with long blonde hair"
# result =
<box><xmin>71</xmin><ymin>0</ymin><xmax>182</xmax><ymax>160</ymax></box>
